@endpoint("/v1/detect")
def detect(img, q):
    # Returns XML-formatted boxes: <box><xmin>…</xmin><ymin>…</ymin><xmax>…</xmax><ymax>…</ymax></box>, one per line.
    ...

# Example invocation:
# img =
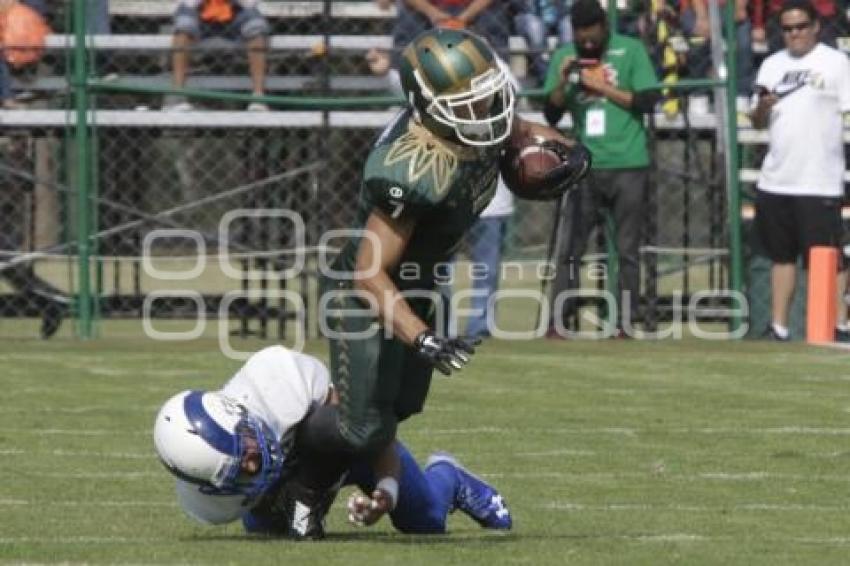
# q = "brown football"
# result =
<box><xmin>500</xmin><ymin>135</ymin><xmax>563</xmax><ymax>200</ymax></box>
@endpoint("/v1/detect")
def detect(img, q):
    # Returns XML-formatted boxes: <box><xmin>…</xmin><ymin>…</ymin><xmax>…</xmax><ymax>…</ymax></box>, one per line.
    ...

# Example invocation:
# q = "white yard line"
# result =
<box><xmin>0</xmin><ymin>499</ymin><xmax>174</xmax><ymax>507</ymax></box>
<box><xmin>49</xmin><ymin>449</ymin><xmax>152</xmax><ymax>459</ymax></box>
<box><xmin>7</xmin><ymin>424</ymin><xmax>850</xmax><ymax>439</ymax></box>
<box><xmin>0</xmin><ymin>428</ymin><xmax>148</xmax><ymax>436</ymax></box>
<box><xmin>28</xmin><ymin>472</ymin><xmax>162</xmax><ymax>479</ymax></box>
<box><xmin>0</xmin><ymin>536</ymin><xmax>166</xmax><ymax>544</ymax></box>
<box><xmin>515</xmin><ymin>449</ymin><xmax>596</xmax><ymax>457</ymax></box>
<box><xmin>542</xmin><ymin>501</ymin><xmax>850</xmax><ymax>512</ymax></box>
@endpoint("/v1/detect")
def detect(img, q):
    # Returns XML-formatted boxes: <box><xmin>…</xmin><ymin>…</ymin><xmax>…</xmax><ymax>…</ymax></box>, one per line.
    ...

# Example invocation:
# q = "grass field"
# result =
<box><xmin>3</xmin><ymin>337</ymin><xmax>850</xmax><ymax>565</ymax></box>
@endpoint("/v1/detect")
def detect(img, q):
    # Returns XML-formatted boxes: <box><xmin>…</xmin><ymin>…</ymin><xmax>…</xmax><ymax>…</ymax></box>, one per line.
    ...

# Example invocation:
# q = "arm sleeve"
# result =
<box><xmin>543</xmin><ymin>47</ymin><xmax>568</xmax><ymax>96</ymax></box>
<box><xmin>630</xmin><ymin>41</ymin><xmax>660</xmax><ymax>94</ymax></box>
<box><xmin>753</xmin><ymin>56</ymin><xmax>771</xmax><ymax>93</ymax></box>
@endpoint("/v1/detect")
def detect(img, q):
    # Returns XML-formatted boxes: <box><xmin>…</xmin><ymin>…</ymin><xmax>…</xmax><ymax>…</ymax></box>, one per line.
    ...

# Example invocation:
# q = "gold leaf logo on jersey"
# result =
<box><xmin>384</xmin><ymin>123</ymin><xmax>458</xmax><ymax>195</ymax></box>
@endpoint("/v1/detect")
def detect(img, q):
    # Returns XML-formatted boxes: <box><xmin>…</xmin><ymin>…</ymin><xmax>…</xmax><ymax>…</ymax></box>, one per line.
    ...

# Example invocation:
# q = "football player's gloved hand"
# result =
<box><xmin>538</xmin><ymin>140</ymin><xmax>592</xmax><ymax>201</ymax></box>
<box><xmin>413</xmin><ymin>330</ymin><xmax>479</xmax><ymax>376</ymax></box>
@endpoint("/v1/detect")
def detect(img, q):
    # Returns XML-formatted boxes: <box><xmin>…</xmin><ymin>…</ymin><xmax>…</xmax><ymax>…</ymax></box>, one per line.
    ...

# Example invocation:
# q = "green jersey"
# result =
<box><xmin>544</xmin><ymin>33</ymin><xmax>658</xmax><ymax>169</ymax></box>
<box><xmin>331</xmin><ymin>109</ymin><xmax>501</xmax><ymax>291</ymax></box>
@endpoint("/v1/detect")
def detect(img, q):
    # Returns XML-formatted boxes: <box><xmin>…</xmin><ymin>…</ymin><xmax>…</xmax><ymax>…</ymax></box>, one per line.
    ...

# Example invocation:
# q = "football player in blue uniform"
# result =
<box><xmin>153</xmin><ymin>346</ymin><xmax>512</xmax><ymax>538</ymax></box>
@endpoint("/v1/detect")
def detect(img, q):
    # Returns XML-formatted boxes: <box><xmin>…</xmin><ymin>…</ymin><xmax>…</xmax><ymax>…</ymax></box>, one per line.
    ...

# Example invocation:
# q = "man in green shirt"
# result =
<box><xmin>543</xmin><ymin>0</ymin><xmax>660</xmax><ymax>336</ymax></box>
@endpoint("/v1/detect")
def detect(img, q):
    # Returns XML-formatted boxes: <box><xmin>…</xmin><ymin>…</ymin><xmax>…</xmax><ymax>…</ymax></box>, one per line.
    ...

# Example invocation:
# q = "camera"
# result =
<box><xmin>563</xmin><ymin>58</ymin><xmax>600</xmax><ymax>85</ymax></box>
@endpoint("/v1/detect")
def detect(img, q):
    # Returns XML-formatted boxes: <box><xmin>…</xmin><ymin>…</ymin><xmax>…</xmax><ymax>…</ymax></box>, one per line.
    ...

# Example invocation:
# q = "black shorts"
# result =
<box><xmin>754</xmin><ymin>189</ymin><xmax>844</xmax><ymax>268</ymax></box>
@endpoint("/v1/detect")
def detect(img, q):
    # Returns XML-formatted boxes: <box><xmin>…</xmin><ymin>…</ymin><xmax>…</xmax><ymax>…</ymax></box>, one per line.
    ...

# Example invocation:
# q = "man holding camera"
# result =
<box><xmin>543</xmin><ymin>0</ymin><xmax>659</xmax><ymax>337</ymax></box>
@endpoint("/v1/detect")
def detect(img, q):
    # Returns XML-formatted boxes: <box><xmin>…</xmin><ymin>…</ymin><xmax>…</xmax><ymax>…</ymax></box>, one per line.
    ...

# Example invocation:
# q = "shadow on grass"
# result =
<box><xmin>184</xmin><ymin>530</ymin><xmax>520</xmax><ymax>545</ymax></box>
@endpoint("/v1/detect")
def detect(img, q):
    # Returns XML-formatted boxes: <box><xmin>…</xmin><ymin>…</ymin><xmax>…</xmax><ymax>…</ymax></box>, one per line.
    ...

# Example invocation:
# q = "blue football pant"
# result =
<box><xmin>344</xmin><ymin>442</ymin><xmax>455</xmax><ymax>534</ymax></box>
<box><xmin>243</xmin><ymin>441</ymin><xmax>457</xmax><ymax>535</ymax></box>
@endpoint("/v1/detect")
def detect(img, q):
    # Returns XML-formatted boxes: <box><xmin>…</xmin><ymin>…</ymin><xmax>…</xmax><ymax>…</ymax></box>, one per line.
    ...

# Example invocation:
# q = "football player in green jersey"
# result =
<box><xmin>293</xmin><ymin>27</ymin><xmax>590</xmax><ymax>529</ymax></box>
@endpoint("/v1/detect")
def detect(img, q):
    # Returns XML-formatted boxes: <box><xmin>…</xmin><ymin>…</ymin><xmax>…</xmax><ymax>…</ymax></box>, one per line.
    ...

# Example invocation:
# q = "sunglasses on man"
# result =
<box><xmin>781</xmin><ymin>22</ymin><xmax>811</xmax><ymax>33</ymax></box>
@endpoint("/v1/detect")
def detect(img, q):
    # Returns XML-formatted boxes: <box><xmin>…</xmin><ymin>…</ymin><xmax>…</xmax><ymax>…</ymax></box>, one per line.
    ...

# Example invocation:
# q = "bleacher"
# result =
<box><xmin>3</xmin><ymin>1</ymin><xmax>849</xmax><ymax>338</ymax></box>
<box><xmin>5</xmin><ymin>2</ymin><xmax>849</xmax><ymax>189</ymax></box>
<box><xmin>110</xmin><ymin>0</ymin><xmax>396</xmax><ymax>19</ymax></box>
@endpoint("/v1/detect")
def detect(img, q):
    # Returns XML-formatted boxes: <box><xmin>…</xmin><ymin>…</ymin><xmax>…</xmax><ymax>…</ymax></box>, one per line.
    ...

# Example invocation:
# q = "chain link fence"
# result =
<box><xmin>1</xmin><ymin>0</ymin><xmax>848</xmax><ymax>341</ymax></box>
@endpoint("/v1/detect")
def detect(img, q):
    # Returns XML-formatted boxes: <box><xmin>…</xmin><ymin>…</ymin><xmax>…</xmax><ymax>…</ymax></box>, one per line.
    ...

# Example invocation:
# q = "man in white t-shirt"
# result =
<box><xmin>152</xmin><ymin>346</ymin><xmax>512</xmax><ymax>538</ymax></box>
<box><xmin>750</xmin><ymin>0</ymin><xmax>850</xmax><ymax>341</ymax></box>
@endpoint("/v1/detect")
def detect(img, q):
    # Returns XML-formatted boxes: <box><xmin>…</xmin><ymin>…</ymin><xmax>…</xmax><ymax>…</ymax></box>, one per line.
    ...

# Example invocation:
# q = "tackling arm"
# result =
<box><xmin>348</xmin><ymin>441</ymin><xmax>402</xmax><ymax>526</ymax></box>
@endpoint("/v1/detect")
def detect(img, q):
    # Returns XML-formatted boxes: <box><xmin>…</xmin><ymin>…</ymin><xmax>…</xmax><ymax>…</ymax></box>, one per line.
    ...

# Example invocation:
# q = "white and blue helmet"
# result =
<box><xmin>153</xmin><ymin>390</ymin><xmax>285</xmax><ymax>504</ymax></box>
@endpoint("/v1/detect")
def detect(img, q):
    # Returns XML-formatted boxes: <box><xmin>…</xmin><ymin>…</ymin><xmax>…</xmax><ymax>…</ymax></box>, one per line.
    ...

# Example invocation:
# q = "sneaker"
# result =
<box><xmin>425</xmin><ymin>452</ymin><xmax>512</xmax><ymax>530</ymax></box>
<box><xmin>40</xmin><ymin>301</ymin><xmax>67</xmax><ymax>340</ymax></box>
<box><xmin>247</xmin><ymin>102</ymin><xmax>270</xmax><ymax>112</ymax></box>
<box><xmin>762</xmin><ymin>324</ymin><xmax>790</xmax><ymax>342</ymax></box>
<box><xmin>835</xmin><ymin>327</ymin><xmax>850</xmax><ymax>343</ymax></box>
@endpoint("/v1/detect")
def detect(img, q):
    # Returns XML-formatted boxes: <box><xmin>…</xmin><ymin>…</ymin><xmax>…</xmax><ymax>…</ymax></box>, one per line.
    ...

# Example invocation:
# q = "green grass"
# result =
<box><xmin>3</xmin><ymin>337</ymin><xmax>850</xmax><ymax>564</ymax></box>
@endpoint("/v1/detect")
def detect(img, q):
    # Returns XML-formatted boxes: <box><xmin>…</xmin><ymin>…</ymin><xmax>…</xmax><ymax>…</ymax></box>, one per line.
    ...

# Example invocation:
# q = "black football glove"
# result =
<box><xmin>535</xmin><ymin>140</ymin><xmax>592</xmax><ymax>201</ymax></box>
<box><xmin>413</xmin><ymin>331</ymin><xmax>480</xmax><ymax>376</ymax></box>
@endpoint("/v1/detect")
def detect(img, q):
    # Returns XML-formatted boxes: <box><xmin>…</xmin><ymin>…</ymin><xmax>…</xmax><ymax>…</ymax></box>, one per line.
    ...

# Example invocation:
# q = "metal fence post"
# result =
<box><xmin>723</xmin><ymin>0</ymin><xmax>744</xmax><ymax>332</ymax></box>
<box><xmin>73</xmin><ymin>0</ymin><xmax>93</xmax><ymax>338</ymax></box>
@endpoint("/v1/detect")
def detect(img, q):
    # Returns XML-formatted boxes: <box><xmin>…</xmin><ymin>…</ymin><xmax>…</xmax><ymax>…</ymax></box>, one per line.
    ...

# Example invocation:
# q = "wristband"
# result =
<box><xmin>376</xmin><ymin>477</ymin><xmax>399</xmax><ymax>511</ymax></box>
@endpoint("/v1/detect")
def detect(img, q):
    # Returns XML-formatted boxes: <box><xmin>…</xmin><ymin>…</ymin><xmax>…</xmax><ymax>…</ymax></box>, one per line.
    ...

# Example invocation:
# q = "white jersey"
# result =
<box><xmin>754</xmin><ymin>43</ymin><xmax>850</xmax><ymax>197</ymax></box>
<box><xmin>175</xmin><ymin>346</ymin><xmax>330</xmax><ymax>525</ymax></box>
<box><xmin>480</xmin><ymin>177</ymin><xmax>515</xmax><ymax>219</ymax></box>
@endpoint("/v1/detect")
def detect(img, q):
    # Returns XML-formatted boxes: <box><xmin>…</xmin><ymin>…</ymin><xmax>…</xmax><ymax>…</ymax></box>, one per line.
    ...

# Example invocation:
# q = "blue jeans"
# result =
<box><xmin>174</xmin><ymin>4</ymin><xmax>270</xmax><ymax>40</ymax></box>
<box><xmin>0</xmin><ymin>60</ymin><xmax>11</xmax><ymax>102</ymax></box>
<box><xmin>513</xmin><ymin>12</ymin><xmax>572</xmax><ymax>84</ymax></box>
<box><xmin>465</xmin><ymin>216</ymin><xmax>508</xmax><ymax>338</ymax></box>
<box><xmin>87</xmin><ymin>0</ymin><xmax>111</xmax><ymax>34</ymax></box>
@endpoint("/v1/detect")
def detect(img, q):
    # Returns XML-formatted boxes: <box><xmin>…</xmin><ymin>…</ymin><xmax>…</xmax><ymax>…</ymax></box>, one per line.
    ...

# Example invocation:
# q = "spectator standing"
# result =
<box><xmin>680</xmin><ymin>0</ymin><xmax>754</xmax><ymax>111</ymax></box>
<box><xmin>543</xmin><ymin>0</ymin><xmax>660</xmax><ymax>337</ymax></box>
<box><xmin>463</xmin><ymin>178</ymin><xmax>515</xmax><ymax>339</ymax></box>
<box><xmin>751</xmin><ymin>0</ymin><xmax>850</xmax><ymax>341</ymax></box>
<box><xmin>752</xmin><ymin>0</ymin><xmax>846</xmax><ymax>53</ymax></box>
<box><xmin>167</xmin><ymin>0</ymin><xmax>270</xmax><ymax>111</ymax></box>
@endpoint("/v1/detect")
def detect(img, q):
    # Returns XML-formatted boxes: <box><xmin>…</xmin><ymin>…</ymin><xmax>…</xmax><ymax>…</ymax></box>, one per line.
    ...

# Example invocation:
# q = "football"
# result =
<box><xmin>500</xmin><ymin>131</ymin><xmax>591</xmax><ymax>201</ymax></box>
<box><xmin>500</xmin><ymin>135</ymin><xmax>566</xmax><ymax>201</ymax></box>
